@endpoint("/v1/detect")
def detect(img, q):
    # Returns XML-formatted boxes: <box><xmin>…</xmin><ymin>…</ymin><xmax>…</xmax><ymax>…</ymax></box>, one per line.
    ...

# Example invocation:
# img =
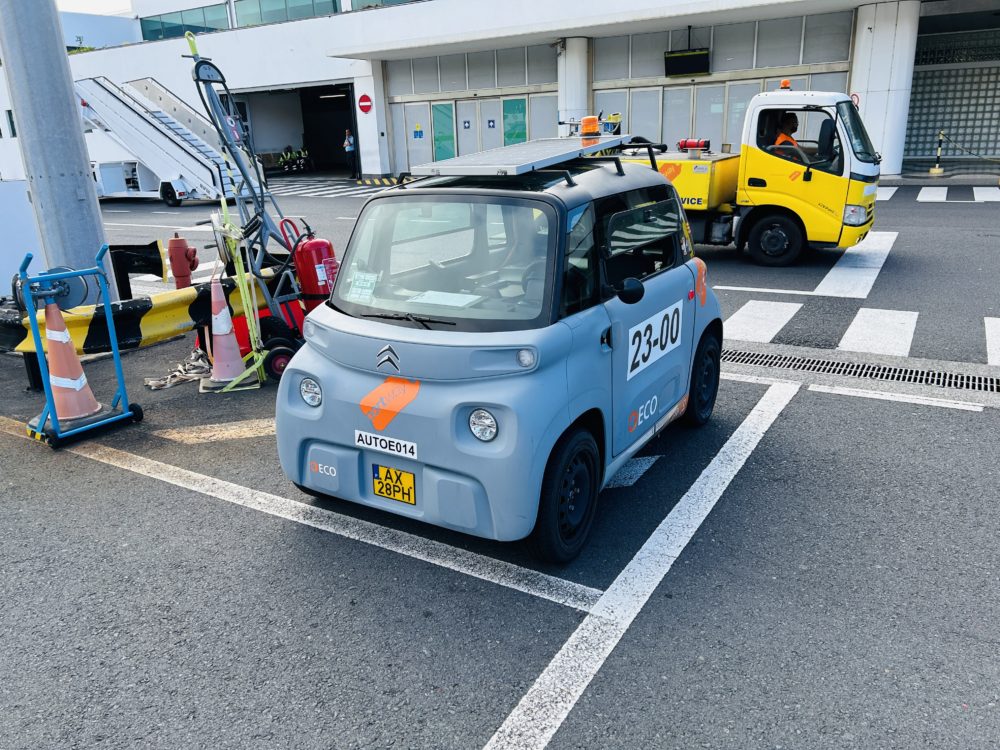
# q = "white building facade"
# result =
<box><xmin>0</xmin><ymin>0</ymin><xmax>997</xmax><ymax>182</ymax></box>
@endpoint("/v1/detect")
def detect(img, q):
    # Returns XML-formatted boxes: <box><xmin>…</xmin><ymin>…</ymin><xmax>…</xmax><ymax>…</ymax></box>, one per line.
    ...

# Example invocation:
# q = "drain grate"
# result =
<box><xmin>722</xmin><ymin>349</ymin><xmax>1000</xmax><ymax>393</ymax></box>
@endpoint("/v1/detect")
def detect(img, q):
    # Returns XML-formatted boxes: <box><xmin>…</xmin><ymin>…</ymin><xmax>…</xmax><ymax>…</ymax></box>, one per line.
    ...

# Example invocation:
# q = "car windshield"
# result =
<box><xmin>837</xmin><ymin>101</ymin><xmax>878</xmax><ymax>164</ymax></box>
<box><xmin>330</xmin><ymin>194</ymin><xmax>557</xmax><ymax>332</ymax></box>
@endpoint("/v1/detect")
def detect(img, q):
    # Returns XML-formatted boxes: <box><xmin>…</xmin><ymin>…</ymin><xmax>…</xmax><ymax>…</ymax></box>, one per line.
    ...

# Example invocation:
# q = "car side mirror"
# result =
<box><xmin>618</xmin><ymin>277</ymin><xmax>645</xmax><ymax>305</ymax></box>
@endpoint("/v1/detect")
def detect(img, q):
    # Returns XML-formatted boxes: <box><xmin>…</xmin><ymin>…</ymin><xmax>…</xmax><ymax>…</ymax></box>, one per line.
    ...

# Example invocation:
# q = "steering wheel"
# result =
<box><xmin>767</xmin><ymin>144</ymin><xmax>811</xmax><ymax>165</ymax></box>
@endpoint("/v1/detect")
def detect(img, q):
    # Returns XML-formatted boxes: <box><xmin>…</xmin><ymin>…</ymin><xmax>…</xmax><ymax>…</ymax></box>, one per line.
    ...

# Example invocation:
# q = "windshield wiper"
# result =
<box><xmin>361</xmin><ymin>312</ymin><xmax>456</xmax><ymax>329</ymax></box>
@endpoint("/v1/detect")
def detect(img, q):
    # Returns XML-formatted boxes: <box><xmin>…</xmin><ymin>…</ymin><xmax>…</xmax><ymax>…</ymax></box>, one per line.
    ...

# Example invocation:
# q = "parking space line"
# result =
<box><xmin>812</xmin><ymin>231</ymin><xmax>897</xmax><ymax>299</ymax></box>
<box><xmin>484</xmin><ymin>383</ymin><xmax>799</xmax><ymax>750</ymax></box>
<box><xmin>838</xmin><ymin>308</ymin><xmax>918</xmax><ymax>357</ymax></box>
<box><xmin>724</xmin><ymin>300</ymin><xmax>802</xmax><ymax>343</ymax></box>
<box><xmin>0</xmin><ymin>419</ymin><xmax>601</xmax><ymax>613</ymax></box>
<box><xmin>604</xmin><ymin>457</ymin><xmax>659</xmax><ymax>489</ymax></box>
<box><xmin>807</xmin><ymin>384</ymin><xmax>984</xmax><ymax>411</ymax></box>
<box><xmin>152</xmin><ymin>417</ymin><xmax>275</xmax><ymax>444</ymax></box>
<box><xmin>985</xmin><ymin>318</ymin><xmax>1000</xmax><ymax>366</ymax></box>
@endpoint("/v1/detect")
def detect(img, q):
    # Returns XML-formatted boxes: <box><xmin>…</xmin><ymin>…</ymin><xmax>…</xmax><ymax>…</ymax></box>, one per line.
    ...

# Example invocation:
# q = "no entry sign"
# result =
<box><xmin>358</xmin><ymin>94</ymin><xmax>373</xmax><ymax>114</ymax></box>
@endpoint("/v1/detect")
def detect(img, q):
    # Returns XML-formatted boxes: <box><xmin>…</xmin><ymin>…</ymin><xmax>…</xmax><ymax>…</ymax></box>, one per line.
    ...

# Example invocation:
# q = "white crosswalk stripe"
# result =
<box><xmin>985</xmin><ymin>318</ymin><xmax>1000</xmax><ymax>366</ymax></box>
<box><xmin>812</xmin><ymin>231</ymin><xmax>897</xmax><ymax>299</ymax></box>
<box><xmin>876</xmin><ymin>186</ymin><xmax>897</xmax><ymax>201</ymax></box>
<box><xmin>838</xmin><ymin>308</ymin><xmax>918</xmax><ymax>357</ymax></box>
<box><xmin>265</xmin><ymin>177</ymin><xmax>385</xmax><ymax>198</ymax></box>
<box><xmin>972</xmin><ymin>187</ymin><xmax>1000</xmax><ymax>202</ymax></box>
<box><xmin>917</xmin><ymin>186</ymin><xmax>948</xmax><ymax>203</ymax></box>
<box><xmin>724</xmin><ymin>300</ymin><xmax>802</xmax><ymax>343</ymax></box>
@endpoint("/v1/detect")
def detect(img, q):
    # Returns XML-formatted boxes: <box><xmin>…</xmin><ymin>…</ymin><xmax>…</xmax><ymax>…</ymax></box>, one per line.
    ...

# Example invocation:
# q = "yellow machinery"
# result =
<box><xmin>623</xmin><ymin>84</ymin><xmax>881</xmax><ymax>266</ymax></box>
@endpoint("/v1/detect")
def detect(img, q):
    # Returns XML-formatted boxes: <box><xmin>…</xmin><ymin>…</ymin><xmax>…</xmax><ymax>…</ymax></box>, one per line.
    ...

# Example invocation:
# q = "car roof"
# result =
<box><xmin>388</xmin><ymin>159</ymin><xmax>671</xmax><ymax>211</ymax></box>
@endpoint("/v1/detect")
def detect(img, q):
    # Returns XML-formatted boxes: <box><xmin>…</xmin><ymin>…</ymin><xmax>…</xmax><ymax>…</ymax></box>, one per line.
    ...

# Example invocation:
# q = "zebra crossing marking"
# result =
<box><xmin>972</xmin><ymin>187</ymin><xmax>1000</xmax><ymax>202</ymax></box>
<box><xmin>812</xmin><ymin>231</ymin><xmax>897</xmax><ymax>299</ymax></box>
<box><xmin>876</xmin><ymin>186</ymin><xmax>897</xmax><ymax>201</ymax></box>
<box><xmin>917</xmin><ymin>186</ymin><xmax>948</xmax><ymax>202</ymax></box>
<box><xmin>985</xmin><ymin>318</ymin><xmax>1000</xmax><ymax>366</ymax></box>
<box><xmin>724</xmin><ymin>300</ymin><xmax>802</xmax><ymax>343</ymax></box>
<box><xmin>265</xmin><ymin>177</ymin><xmax>385</xmax><ymax>199</ymax></box>
<box><xmin>838</xmin><ymin>308</ymin><xmax>918</xmax><ymax>357</ymax></box>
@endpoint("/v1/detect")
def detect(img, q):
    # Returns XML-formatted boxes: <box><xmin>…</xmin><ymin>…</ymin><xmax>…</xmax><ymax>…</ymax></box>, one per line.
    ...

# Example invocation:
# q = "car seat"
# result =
<box><xmin>817</xmin><ymin>118</ymin><xmax>835</xmax><ymax>162</ymax></box>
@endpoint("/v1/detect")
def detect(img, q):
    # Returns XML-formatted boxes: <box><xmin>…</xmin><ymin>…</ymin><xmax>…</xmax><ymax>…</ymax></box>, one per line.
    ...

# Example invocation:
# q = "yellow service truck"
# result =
<box><xmin>625</xmin><ymin>87</ymin><xmax>881</xmax><ymax>266</ymax></box>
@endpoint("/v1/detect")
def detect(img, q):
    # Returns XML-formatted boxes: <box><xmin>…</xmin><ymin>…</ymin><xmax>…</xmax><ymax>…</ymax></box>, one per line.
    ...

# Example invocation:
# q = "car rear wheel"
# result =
<box><xmin>529</xmin><ymin>428</ymin><xmax>600</xmax><ymax>564</ymax></box>
<box><xmin>747</xmin><ymin>214</ymin><xmax>803</xmax><ymax>266</ymax></box>
<box><xmin>682</xmin><ymin>332</ymin><xmax>721</xmax><ymax>427</ymax></box>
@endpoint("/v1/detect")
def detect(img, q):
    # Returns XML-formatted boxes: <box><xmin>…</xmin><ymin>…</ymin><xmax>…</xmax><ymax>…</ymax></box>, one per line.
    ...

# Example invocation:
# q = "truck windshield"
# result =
<box><xmin>330</xmin><ymin>194</ymin><xmax>556</xmax><ymax>332</ymax></box>
<box><xmin>837</xmin><ymin>101</ymin><xmax>878</xmax><ymax>164</ymax></box>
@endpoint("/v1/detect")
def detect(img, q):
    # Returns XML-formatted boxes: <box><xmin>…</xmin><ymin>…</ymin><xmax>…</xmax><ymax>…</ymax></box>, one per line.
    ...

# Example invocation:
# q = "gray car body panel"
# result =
<box><xmin>276</xmin><ymin>160</ymin><xmax>723</xmax><ymax>542</ymax></box>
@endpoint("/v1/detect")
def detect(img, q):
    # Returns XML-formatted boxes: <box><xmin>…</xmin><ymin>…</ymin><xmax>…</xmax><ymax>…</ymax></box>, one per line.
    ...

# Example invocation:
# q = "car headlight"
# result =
<box><xmin>516</xmin><ymin>349</ymin><xmax>536</xmax><ymax>368</ymax></box>
<box><xmin>299</xmin><ymin>377</ymin><xmax>322</xmax><ymax>407</ymax></box>
<box><xmin>469</xmin><ymin>408</ymin><xmax>498</xmax><ymax>442</ymax></box>
<box><xmin>843</xmin><ymin>204</ymin><xmax>867</xmax><ymax>226</ymax></box>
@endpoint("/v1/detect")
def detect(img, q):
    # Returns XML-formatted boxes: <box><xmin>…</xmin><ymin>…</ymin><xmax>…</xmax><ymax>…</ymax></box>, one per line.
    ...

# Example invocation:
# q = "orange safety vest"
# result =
<box><xmin>775</xmin><ymin>132</ymin><xmax>799</xmax><ymax>147</ymax></box>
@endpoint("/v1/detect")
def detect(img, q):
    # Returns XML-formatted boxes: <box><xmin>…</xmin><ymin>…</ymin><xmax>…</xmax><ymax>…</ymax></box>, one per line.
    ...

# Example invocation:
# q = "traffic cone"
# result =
<box><xmin>43</xmin><ymin>303</ymin><xmax>102</xmax><ymax>419</ymax></box>
<box><xmin>200</xmin><ymin>278</ymin><xmax>257</xmax><ymax>393</ymax></box>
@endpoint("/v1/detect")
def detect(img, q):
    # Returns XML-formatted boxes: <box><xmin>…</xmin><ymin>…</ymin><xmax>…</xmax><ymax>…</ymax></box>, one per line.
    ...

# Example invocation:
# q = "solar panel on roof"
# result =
<box><xmin>410</xmin><ymin>136</ymin><xmax>629</xmax><ymax>176</ymax></box>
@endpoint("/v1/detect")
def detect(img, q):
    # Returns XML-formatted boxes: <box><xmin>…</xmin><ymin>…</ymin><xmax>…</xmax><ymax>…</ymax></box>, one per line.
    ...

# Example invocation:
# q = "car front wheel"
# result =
<box><xmin>683</xmin><ymin>332</ymin><xmax>721</xmax><ymax>427</ymax></box>
<box><xmin>529</xmin><ymin>428</ymin><xmax>600</xmax><ymax>564</ymax></box>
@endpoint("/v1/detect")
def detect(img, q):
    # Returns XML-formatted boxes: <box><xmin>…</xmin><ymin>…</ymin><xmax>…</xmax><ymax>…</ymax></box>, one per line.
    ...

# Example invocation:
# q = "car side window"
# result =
<box><xmin>597</xmin><ymin>187</ymin><xmax>682</xmax><ymax>289</ymax></box>
<box><xmin>561</xmin><ymin>203</ymin><xmax>600</xmax><ymax>317</ymax></box>
<box><xmin>757</xmin><ymin>108</ymin><xmax>843</xmax><ymax>175</ymax></box>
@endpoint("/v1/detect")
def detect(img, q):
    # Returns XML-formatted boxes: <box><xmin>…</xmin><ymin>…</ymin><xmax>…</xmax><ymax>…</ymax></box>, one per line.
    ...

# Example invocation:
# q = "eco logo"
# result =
<box><xmin>310</xmin><ymin>461</ymin><xmax>337</xmax><ymax>477</ymax></box>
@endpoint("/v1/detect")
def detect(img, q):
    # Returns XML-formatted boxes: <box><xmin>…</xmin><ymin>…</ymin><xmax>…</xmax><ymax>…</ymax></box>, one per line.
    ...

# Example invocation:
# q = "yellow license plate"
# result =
<box><xmin>372</xmin><ymin>464</ymin><xmax>416</xmax><ymax>505</ymax></box>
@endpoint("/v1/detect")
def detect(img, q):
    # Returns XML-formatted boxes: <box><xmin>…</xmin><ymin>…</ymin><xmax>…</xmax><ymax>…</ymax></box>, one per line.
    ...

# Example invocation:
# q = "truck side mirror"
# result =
<box><xmin>618</xmin><ymin>277</ymin><xmax>645</xmax><ymax>305</ymax></box>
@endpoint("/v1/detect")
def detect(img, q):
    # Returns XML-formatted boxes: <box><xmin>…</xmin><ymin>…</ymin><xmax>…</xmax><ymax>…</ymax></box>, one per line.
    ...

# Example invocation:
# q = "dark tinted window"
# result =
<box><xmin>596</xmin><ymin>186</ymin><xmax>682</xmax><ymax>288</ymax></box>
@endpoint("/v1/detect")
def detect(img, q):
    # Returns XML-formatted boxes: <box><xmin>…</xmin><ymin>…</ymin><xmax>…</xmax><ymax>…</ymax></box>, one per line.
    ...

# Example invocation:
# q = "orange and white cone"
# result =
<box><xmin>43</xmin><ymin>303</ymin><xmax>102</xmax><ymax>421</ymax></box>
<box><xmin>205</xmin><ymin>278</ymin><xmax>244</xmax><ymax>384</ymax></box>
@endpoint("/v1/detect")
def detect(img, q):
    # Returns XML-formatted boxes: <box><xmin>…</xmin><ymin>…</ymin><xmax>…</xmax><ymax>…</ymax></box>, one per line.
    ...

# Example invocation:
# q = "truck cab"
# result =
<box><xmin>736</xmin><ymin>89</ymin><xmax>880</xmax><ymax>264</ymax></box>
<box><xmin>622</xmin><ymin>87</ymin><xmax>880</xmax><ymax>266</ymax></box>
<box><xmin>275</xmin><ymin>137</ymin><xmax>724</xmax><ymax>563</ymax></box>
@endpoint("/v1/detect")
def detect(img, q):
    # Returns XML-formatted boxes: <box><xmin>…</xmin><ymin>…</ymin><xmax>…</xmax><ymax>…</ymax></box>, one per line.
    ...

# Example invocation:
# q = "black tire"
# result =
<box><xmin>682</xmin><ymin>332</ymin><xmax>721</xmax><ymax>427</ymax></box>
<box><xmin>161</xmin><ymin>184</ymin><xmax>181</xmax><ymax>208</ymax></box>
<box><xmin>747</xmin><ymin>214</ymin><xmax>803</xmax><ymax>266</ymax></box>
<box><xmin>260</xmin><ymin>316</ymin><xmax>301</xmax><ymax>344</ymax></box>
<box><xmin>528</xmin><ymin>428</ymin><xmax>600</xmax><ymax>564</ymax></box>
<box><xmin>263</xmin><ymin>345</ymin><xmax>296</xmax><ymax>383</ymax></box>
<box><xmin>129</xmin><ymin>403</ymin><xmax>144</xmax><ymax>423</ymax></box>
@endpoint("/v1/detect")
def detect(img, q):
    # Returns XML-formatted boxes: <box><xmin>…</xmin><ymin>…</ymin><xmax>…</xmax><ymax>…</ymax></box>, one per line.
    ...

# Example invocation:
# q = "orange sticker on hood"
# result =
<box><xmin>360</xmin><ymin>377</ymin><xmax>420</xmax><ymax>431</ymax></box>
<box><xmin>660</xmin><ymin>162</ymin><xmax>682</xmax><ymax>182</ymax></box>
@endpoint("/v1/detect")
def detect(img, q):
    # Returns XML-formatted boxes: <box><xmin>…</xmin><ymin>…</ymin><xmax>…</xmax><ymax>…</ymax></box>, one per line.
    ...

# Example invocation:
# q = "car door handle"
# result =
<box><xmin>748</xmin><ymin>177</ymin><xmax>766</xmax><ymax>187</ymax></box>
<box><xmin>600</xmin><ymin>327</ymin><xmax>612</xmax><ymax>348</ymax></box>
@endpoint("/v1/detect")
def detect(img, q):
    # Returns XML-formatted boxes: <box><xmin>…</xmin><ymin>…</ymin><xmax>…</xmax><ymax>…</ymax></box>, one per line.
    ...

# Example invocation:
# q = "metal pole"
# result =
<box><xmin>0</xmin><ymin>0</ymin><xmax>115</xmax><ymax>302</ymax></box>
<box><xmin>929</xmin><ymin>130</ymin><xmax>944</xmax><ymax>176</ymax></box>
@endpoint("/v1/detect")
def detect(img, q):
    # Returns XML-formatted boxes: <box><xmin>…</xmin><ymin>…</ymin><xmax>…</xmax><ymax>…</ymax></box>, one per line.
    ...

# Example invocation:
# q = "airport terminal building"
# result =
<box><xmin>0</xmin><ymin>0</ymin><xmax>997</xmax><ymax>181</ymax></box>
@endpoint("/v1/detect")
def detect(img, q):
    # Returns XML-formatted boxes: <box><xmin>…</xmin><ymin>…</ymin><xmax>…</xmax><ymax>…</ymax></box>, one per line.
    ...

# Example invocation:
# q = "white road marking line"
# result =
<box><xmin>917</xmin><ymin>186</ymin><xmax>948</xmax><ymax>202</ymax></box>
<box><xmin>336</xmin><ymin>216</ymin><xmax>357</xmax><ymax>220</ymax></box>
<box><xmin>0</xmin><ymin>417</ymin><xmax>601</xmax><ymax>613</ymax></box>
<box><xmin>723</xmin><ymin>300</ymin><xmax>802</xmax><ymax>343</ymax></box>
<box><xmin>875</xmin><ymin>186</ymin><xmax>897</xmax><ymax>201</ymax></box>
<box><xmin>713</xmin><ymin>285</ymin><xmax>819</xmax><ymax>297</ymax></box>
<box><xmin>153</xmin><ymin>417</ymin><xmax>275</xmax><ymax>444</ymax></box>
<box><xmin>103</xmin><ymin>222</ymin><xmax>213</xmax><ymax>232</ymax></box>
<box><xmin>838</xmin><ymin>308</ymin><xmax>918</xmax><ymax>357</ymax></box>
<box><xmin>812</xmin><ymin>231</ymin><xmax>897</xmax><ymax>299</ymax></box>
<box><xmin>104</xmin><ymin>209</ymin><xmax>131</xmax><ymax>213</ymax></box>
<box><xmin>807</xmin><ymin>385</ymin><xmax>984</xmax><ymax>412</ymax></box>
<box><xmin>152</xmin><ymin>211</ymin><xmax>181</xmax><ymax>215</ymax></box>
<box><xmin>721</xmin><ymin>372</ymin><xmax>798</xmax><ymax>386</ymax></box>
<box><xmin>985</xmin><ymin>318</ymin><xmax>1000</xmax><ymax>366</ymax></box>
<box><xmin>485</xmin><ymin>383</ymin><xmax>799</xmax><ymax>750</ymax></box>
<box><xmin>973</xmin><ymin>187</ymin><xmax>1000</xmax><ymax>202</ymax></box>
<box><xmin>604</xmin><ymin>456</ymin><xmax>659</xmax><ymax>489</ymax></box>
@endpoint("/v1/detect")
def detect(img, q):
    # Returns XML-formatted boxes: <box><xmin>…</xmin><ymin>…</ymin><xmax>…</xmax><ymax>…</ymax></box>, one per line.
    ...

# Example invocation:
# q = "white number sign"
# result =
<box><xmin>627</xmin><ymin>300</ymin><xmax>683</xmax><ymax>380</ymax></box>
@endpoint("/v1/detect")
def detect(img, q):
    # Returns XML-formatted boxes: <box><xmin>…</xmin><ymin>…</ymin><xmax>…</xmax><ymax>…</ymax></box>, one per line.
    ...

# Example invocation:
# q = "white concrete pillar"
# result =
<box><xmin>354</xmin><ymin>62</ymin><xmax>392</xmax><ymax>176</ymax></box>
<box><xmin>848</xmin><ymin>1</ymin><xmax>920</xmax><ymax>175</ymax></box>
<box><xmin>557</xmin><ymin>37</ymin><xmax>590</xmax><ymax>136</ymax></box>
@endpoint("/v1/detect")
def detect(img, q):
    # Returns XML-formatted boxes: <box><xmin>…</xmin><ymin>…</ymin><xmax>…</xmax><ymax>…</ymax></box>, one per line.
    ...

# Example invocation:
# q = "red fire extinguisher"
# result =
<box><xmin>288</xmin><ymin>221</ymin><xmax>339</xmax><ymax>312</ymax></box>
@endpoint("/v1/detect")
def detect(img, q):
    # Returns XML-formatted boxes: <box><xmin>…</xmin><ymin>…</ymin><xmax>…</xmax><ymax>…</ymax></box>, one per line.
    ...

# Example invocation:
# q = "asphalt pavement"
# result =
<box><xmin>2</xmin><ymin>175</ymin><xmax>999</xmax><ymax>748</ymax></box>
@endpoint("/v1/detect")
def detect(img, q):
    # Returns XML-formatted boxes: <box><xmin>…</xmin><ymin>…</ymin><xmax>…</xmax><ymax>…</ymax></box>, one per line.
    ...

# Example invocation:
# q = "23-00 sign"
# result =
<box><xmin>627</xmin><ymin>300</ymin><xmax>684</xmax><ymax>380</ymax></box>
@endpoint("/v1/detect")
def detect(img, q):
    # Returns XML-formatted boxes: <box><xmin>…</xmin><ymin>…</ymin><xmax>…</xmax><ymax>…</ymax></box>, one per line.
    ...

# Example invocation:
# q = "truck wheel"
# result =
<box><xmin>682</xmin><ymin>332</ymin><xmax>721</xmax><ymax>427</ymax></box>
<box><xmin>748</xmin><ymin>214</ymin><xmax>802</xmax><ymax>266</ymax></box>
<box><xmin>161</xmin><ymin>184</ymin><xmax>182</xmax><ymax>208</ymax></box>
<box><xmin>529</xmin><ymin>428</ymin><xmax>600</xmax><ymax>564</ymax></box>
